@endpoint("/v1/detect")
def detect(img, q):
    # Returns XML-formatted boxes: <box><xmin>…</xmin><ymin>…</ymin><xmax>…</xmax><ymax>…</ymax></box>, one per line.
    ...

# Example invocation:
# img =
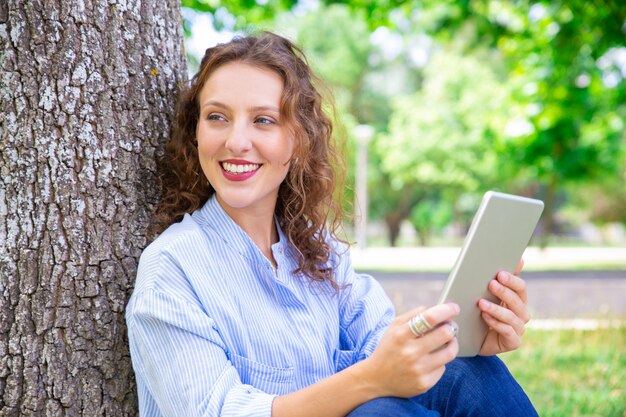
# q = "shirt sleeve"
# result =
<box><xmin>127</xmin><ymin>285</ymin><xmax>275</xmax><ymax>417</ymax></box>
<box><xmin>335</xmin><ymin>247</ymin><xmax>395</xmax><ymax>369</ymax></box>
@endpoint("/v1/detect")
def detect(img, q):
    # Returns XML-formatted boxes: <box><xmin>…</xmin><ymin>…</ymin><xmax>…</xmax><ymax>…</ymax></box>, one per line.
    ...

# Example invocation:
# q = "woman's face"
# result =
<box><xmin>196</xmin><ymin>62</ymin><xmax>294</xmax><ymax>218</ymax></box>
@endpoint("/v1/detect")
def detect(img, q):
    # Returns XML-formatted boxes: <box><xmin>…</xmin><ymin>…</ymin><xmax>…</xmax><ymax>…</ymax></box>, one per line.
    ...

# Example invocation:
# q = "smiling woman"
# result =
<box><xmin>196</xmin><ymin>63</ymin><xmax>294</xmax><ymax>243</ymax></box>
<box><xmin>151</xmin><ymin>32</ymin><xmax>342</xmax><ymax>285</ymax></box>
<box><xmin>125</xmin><ymin>32</ymin><xmax>540</xmax><ymax>417</ymax></box>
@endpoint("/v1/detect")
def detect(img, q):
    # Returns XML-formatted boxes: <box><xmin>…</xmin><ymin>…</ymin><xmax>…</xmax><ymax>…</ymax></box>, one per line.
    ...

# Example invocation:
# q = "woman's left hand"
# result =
<box><xmin>478</xmin><ymin>259</ymin><xmax>531</xmax><ymax>356</ymax></box>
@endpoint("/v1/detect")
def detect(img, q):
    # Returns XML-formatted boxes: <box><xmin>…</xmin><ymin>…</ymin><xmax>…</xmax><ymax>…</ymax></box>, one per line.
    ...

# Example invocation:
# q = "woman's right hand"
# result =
<box><xmin>362</xmin><ymin>303</ymin><xmax>460</xmax><ymax>398</ymax></box>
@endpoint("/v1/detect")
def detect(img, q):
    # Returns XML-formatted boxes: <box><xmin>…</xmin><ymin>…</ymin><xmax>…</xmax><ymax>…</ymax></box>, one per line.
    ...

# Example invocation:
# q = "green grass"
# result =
<box><xmin>501</xmin><ymin>326</ymin><xmax>626</xmax><ymax>417</ymax></box>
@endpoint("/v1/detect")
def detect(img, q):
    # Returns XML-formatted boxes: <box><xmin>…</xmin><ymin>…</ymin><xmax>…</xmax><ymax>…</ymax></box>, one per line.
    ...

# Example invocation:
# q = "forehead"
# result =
<box><xmin>199</xmin><ymin>62</ymin><xmax>285</xmax><ymax>104</ymax></box>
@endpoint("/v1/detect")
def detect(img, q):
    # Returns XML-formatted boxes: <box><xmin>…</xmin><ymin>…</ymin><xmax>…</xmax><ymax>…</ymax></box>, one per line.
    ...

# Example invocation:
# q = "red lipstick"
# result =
<box><xmin>220</xmin><ymin>159</ymin><xmax>261</xmax><ymax>182</ymax></box>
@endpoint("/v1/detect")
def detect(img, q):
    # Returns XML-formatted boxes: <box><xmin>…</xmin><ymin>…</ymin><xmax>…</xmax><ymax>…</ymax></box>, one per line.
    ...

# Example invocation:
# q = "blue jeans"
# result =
<box><xmin>347</xmin><ymin>356</ymin><xmax>538</xmax><ymax>417</ymax></box>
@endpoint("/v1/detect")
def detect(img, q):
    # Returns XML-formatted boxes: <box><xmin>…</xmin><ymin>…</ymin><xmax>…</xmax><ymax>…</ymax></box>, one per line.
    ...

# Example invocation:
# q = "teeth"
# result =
<box><xmin>222</xmin><ymin>162</ymin><xmax>260</xmax><ymax>174</ymax></box>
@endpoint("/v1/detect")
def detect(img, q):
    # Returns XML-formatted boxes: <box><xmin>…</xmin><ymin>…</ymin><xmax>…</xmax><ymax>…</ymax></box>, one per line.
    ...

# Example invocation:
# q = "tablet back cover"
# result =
<box><xmin>438</xmin><ymin>191</ymin><xmax>544</xmax><ymax>356</ymax></box>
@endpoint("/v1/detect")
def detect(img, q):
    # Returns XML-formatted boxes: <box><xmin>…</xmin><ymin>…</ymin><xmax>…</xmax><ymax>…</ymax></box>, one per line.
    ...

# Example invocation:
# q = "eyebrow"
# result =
<box><xmin>201</xmin><ymin>100</ymin><xmax>280</xmax><ymax>113</ymax></box>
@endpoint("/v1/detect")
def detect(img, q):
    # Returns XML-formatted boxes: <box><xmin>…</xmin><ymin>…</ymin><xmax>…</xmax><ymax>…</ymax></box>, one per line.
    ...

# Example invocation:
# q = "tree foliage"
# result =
<box><xmin>379</xmin><ymin>49</ymin><xmax>507</xmax><ymax>192</ymax></box>
<box><xmin>182</xmin><ymin>0</ymin><xmax>297</xmax><ymax>29</ymax></box>
<box><xmin>181</xmin><ymin>0</ymin><xmax>626</xmax><ymax>245</ymax></box>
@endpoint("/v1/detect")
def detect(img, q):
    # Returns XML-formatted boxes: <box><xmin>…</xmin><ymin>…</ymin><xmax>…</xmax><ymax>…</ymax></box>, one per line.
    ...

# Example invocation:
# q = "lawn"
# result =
<box><xmin>501</xmin><ymin>325</ymin><xmax>625</xmax><ymax>417</ymax></box>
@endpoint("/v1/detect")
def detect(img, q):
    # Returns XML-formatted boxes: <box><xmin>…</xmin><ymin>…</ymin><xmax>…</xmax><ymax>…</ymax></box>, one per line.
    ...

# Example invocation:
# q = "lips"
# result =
<box><xmin>222</xmin><ymin>161</ymin><xmax>261</xmax><ymax>174</ymax></box>
<box><xmin>220</xmin><ymin>160</ymin><xmax>261</xmax><ymax>181</ymax></box>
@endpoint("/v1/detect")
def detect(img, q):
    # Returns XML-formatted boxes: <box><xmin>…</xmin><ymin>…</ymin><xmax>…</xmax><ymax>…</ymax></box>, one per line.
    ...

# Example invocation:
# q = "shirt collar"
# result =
<box><xmin>193</xmin><ymin>195</ymin><xmax>290</xmax><ymax>268</ymax></box>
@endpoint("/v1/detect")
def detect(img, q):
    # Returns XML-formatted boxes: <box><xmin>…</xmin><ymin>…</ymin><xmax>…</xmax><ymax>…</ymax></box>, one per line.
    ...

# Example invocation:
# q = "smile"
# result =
<box><xmin>221</xmin><ymin>162</ymin><xmax>261</xmax><ymax>174</ymax></box>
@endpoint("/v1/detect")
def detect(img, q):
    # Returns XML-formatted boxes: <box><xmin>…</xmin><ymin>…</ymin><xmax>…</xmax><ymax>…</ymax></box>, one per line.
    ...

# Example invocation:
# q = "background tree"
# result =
<box><xmin>377</xmin><ymin>48</ymin><xmax>509</xmax><ymax>244</ymax></box>
<box><xmin>409</xmin><ymin>192</ymin><xmax>454</xmax><ymax>246</ymax></box>
<box><xmin>487</xmin><ymin>0</ymin><xmax>626</xmax><ymax>246</ymax></box>
<box><xmin>406</xmin><ymin>0</ymin><xmax>626</xmax><ymax>244</ymax></box>
<box><xmin>181</xmin><ymin>0</ymin><xmax>626</xmax><ymax>248</ymax></box>
<box><xmin>0</xmin><ymin>1</ymin><xmax>186</xmax><ymax>415</ymax></box>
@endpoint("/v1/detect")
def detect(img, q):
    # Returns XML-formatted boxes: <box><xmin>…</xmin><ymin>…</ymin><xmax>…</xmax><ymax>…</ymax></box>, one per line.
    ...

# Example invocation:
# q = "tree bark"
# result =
<box><xmin>384</xmin><ymin>191</ymin><xmax>423</xmax><ymax>247</ymax></box>
<box><xmin>384</xmin><ymin>211</ymin><xmax>404</xmax><ymax>247</ymax></box>
<box><xmin>0</xmin><ymin>1</ymin><xmax>186</xmax><ymax>415</ymax></box>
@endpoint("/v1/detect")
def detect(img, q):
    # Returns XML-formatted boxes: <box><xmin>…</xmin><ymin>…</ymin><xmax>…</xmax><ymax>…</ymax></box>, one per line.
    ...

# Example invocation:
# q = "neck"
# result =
<box><xmin>240</xmin><ymin>215</ymin><xmax>279</xmax><ymax>268</ymax></box>
<box><xmin>216</xmin><ymin>197</ymin><xmax>279</xmax><ymax>266</ymax></box>
<box><xmin>244</xmin><ymin>216</ymin><xmax>279</xmax><ymax>254</ymax></box>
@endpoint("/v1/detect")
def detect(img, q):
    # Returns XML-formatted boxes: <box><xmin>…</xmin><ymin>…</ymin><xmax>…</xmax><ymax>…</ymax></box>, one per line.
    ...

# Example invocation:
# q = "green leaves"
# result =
<box><xmin>379</xmin><ymin>49</ymin><xmax>507</xmax><ymax>191</ymax></box>
<box><xmin>181</xmin><ymin>0</ymin><xmax>626</xmax><ymax>243</ymax></box>
<box><xmin>182</xmin><ymin>0</ymin><xmax>298</xmax><ymax>27</ymax></box>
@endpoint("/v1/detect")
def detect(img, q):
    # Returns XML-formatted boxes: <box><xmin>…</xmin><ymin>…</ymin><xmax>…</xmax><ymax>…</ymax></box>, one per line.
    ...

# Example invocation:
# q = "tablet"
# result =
<box><xmin>437</xmin><ymin>191</ymin><xmax>544</xmax><ymax>357</ymax></box>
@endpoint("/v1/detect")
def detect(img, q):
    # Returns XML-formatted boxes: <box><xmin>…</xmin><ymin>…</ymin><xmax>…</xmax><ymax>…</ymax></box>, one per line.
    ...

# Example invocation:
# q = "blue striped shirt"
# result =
<box><xmin>126</xmin><ymin>196</ymin><xmax>395</xmax><ymax>416</ymax></box>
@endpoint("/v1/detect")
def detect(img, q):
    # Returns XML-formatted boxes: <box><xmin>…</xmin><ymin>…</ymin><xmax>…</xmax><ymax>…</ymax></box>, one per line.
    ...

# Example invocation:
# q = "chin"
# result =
<box><xmin>216</xmin><ymin>188</ymin><xmax>279</xmax><ymax>214</ymax></box>
<box><xmin>215</xmin><ymin>191</ymin><xmax>257</xmax><ymax>209</ymax></box>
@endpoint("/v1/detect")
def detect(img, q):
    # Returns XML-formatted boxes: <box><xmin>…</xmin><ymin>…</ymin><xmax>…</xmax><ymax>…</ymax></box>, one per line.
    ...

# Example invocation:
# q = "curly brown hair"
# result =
<box><xmin>154</xmin><ymin>32</ymin><xmax>347</xmax><ymax>286</ymax></box>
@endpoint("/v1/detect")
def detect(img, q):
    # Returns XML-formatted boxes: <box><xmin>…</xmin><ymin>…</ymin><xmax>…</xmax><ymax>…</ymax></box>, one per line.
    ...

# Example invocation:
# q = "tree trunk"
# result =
<box><xmin>414</xmin><ymin>227</ymin><xmax>430</xmax><ymax>247</ymax></box>
<box><xmin>384</xmin><ymin>211</ymin><xmax>404</xmax><ymax>247</ymax></box>
<box><xmin>0</xmin><ymin>1</ymin><xmax>186</xmax><ymax>415</ymax></box>
<box><xmin>384</xmin><ymin>191</ymin><xmax>423</xmax><ymax>247</ymax></box>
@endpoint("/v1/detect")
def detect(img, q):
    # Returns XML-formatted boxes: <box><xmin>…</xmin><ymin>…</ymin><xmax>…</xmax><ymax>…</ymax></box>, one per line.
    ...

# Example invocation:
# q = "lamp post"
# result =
<box><xmin>354</xmin><ymin>124</ymin><xmax>374</xmax><ymax>248</ymax></box>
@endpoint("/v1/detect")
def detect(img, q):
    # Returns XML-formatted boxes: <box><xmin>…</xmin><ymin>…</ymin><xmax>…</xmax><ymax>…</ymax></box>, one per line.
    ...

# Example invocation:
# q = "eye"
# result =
<box><xmin>254</xmin><ymin>116</ymin><xmax>276</xmax><ymax>126</ymax></box>
<box><xmin>206</xmin><ymin>113</ymin><xmax>226</xmax><ymax>122</ymax></box>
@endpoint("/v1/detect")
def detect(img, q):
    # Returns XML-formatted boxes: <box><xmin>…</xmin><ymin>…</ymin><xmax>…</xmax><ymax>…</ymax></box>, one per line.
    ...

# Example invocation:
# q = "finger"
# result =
<box><xmin>481</xmin><ymin>312</ymin><xmax>522</xmax><ymax>351</ymax></box>
<box><xmin>478</xmin><ymin>299</ymin><xmax>525</xmax><ymax>335</ymax></box>
<box><xmin>402</xmin><ymin>303</ymin><xmax>460</xmax><ymax>340</ymax></box>
<box><xmin>422</xmin><ymin>303</ymin><xmax>460</xmax><ymax>328</ymax></box>
<box><xmin>396</xmin><ymin>306</ymin><xmax>427</xmax><ymax>323</ymax></box>
<box><xmin>426</xmin><ymin>334</ymin><xmax>459</xmax><ymax>364</ymax></box>
<box><xmin>419</xmin><ymin>321</ymin><xmax>459</xmax><ymax>354</ymax></box>
<box><xmin>488</xmin><ymin>279</ymin><xmax>529</xmax><ymax>322</ymax></box>
<box><xmin>496</xmin><ymin>271</ymin><xmax>528</xmax><ymax>304</ymax></box>
<box><xmin>515</xmin><ymin>258</ymin><xmax>524</xmax><ymax>275</ymax></box>
<box><xmin>404</xmin><ymin>303</ymin><xmax>459</xmax><ymax>335</ymax></box>
<box><xmin>412</xmin><ymin>365</ymin><xmax>447</xmax><ymax>395</ymax></box>
<box><xmin>400</xmin><ymin>304</ymin><xmax>459</xmax><ymax>328</ymax></box>
<box><xmin>411</xmin><ymin>341</ymin><xmax>457</xmax><ymax>389</ymax></box>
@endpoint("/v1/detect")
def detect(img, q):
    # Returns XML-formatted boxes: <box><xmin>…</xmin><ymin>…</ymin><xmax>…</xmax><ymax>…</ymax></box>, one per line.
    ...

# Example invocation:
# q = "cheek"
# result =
<box><xmin>197</xmin><ymin>121</ymin><xmax>220</xmax><ymax>148</ymax></box>
<box><xmin>196</xmin><ymin>140</ymin><xmax>221</xmax><ymax>180</ymax></box>
<box><xmin>282</xmin><ymin>135</ymin><xmax>296</xmax><ymax>162</ymax></box>
<box><xmin>196</xmin><ymin>132</ymin><xmax>220</xmax><ymax>159</ymax></box>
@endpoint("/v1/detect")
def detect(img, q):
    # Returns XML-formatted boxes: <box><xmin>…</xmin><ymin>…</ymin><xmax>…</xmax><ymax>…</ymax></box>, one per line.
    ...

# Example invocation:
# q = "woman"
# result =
<box><xmin>126</xmin><ymin>32</ymin><xmax>538</xmax><ymax>417</ymax></box>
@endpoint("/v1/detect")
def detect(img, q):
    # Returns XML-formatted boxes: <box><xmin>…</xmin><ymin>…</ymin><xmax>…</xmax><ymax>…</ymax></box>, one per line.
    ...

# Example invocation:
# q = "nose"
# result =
<box><xmin>225</xmin><ymin>120</ymin><xmax>253</xmax><ymax>154</ymax></box>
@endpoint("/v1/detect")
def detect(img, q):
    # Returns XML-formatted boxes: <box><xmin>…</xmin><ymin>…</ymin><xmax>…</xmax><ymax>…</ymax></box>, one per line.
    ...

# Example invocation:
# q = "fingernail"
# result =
<box><xmin>499</xmin><ymin>271</ymin><xmax>509</xmax><ymax>281</ymax></box>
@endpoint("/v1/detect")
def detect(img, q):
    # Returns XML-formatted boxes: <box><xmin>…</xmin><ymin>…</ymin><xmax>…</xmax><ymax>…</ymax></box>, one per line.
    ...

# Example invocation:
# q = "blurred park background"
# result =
<box><xmin>179</xmin><ymin>2</ymin><xmax>625</xmax><ymax>415</ymax></box>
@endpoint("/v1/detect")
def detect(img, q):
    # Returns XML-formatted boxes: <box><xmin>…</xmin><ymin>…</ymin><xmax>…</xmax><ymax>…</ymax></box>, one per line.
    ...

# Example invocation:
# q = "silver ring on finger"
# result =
<box><xmin>408</xmin><ymin>313</ymin><xmax>434</xmax><ymax>338</ymax></box>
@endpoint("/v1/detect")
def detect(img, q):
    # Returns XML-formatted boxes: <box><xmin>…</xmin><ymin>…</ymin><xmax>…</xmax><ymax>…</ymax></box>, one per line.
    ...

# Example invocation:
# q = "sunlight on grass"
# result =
<box><xmin>501</xmin><ymin>325</ymin><xmax>625</xmax><ymax>417</ymax></box>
